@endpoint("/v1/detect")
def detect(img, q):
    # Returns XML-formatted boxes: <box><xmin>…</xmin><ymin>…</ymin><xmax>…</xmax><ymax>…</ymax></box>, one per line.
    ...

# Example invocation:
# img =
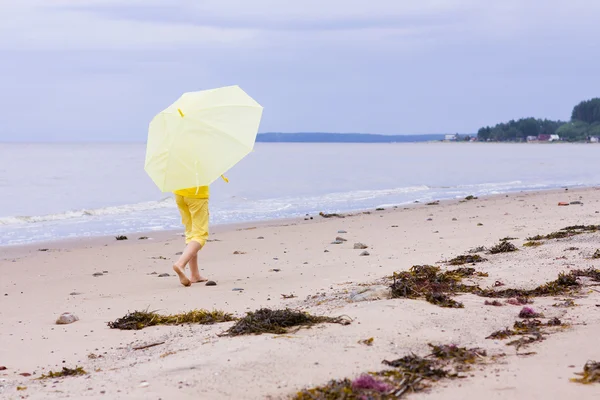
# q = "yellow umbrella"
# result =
<box><xmin>144</xmin><ymin>85</ymin><xmax>263</xmax><ymax>192</ymax></box>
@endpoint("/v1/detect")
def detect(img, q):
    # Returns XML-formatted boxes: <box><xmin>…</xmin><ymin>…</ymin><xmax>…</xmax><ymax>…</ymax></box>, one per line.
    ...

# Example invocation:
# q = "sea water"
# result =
<box><xmin>0</xmin><ymin>142</ymin><xmax>598</xmax><ymax>246</ymax></box>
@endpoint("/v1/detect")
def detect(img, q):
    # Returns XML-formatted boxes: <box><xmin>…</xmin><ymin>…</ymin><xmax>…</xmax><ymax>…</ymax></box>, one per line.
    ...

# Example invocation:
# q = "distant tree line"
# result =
<box><xmin>477</xmin><ymin>98</ymin><xmax>600</xmax><ymax>142</ymax></box>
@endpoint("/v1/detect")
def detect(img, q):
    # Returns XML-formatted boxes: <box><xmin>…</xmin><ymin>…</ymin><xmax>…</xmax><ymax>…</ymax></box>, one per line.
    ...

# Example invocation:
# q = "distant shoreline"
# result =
<box><xmin>256</xmin><ymin>132</ymin><xmax>447</xmax><ymax>143</ymax></box>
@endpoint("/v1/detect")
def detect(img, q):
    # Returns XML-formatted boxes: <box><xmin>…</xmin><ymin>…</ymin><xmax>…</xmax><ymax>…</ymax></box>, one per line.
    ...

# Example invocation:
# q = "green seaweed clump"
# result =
<box><xmin>523</xmin><ymin>241</ymin><xmax>543</xmax><ymax>247</ymax></box>
<box><xmin>108</xmin><ymin>309</ymin><xmax>235</xmax><ymax>330</ymax></box>
<box><xmin>39</xmin><ymin>367</ymin><xmax>86</xmax><ymax>379</ymax></box>
<box><xmin>220</xmin><ymin>308</ymin><xmax>350</xmax><ymax>336</ymax></box>
<box><xmin>488</xmin><ymin>241</ymin><xmax>518</xmax><ymax>254</ymax></box>
<box><xmin>447</xmin><ymin>255</ymin><xmax>488</xmax><ymax>266</ymax></box>
<box><xmin>571</xmin><ymin>361</ymin><xmax>600</xmax><ymax>384</ymax></box>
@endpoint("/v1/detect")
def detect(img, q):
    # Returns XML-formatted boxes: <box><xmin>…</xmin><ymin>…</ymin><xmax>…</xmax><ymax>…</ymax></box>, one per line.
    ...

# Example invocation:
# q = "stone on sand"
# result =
<box><xmin>354</xmin><ymin>243</ymin><xmax>368</xmax><ymax>250</ymax></box>
<box><xmin>349</xmin><ymin>286</ymin><xmax>391</xmax><ymax>302</ymax></box>
<box><xmin>56</xmin><ymin>312</ymin><xmax>79</xmax><ymax>325</ymax></box>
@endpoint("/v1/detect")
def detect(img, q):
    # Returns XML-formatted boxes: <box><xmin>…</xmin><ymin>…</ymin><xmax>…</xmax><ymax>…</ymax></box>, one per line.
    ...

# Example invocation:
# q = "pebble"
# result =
<box><xmin>175</xmin><ymin>252</ymin><xmax>183</xmax><ymax>255</ymax></box>
<box><xmin>360</xmin><ymin>251</ymin><xmax>370</xmax><ymax>256</ymax></box>
<box><xmin>335</xmin><ymin>236</ymin><xmax>347</xmax><ymax>242</ymax></box>
<box><xmin>56</xmin><ymin>312</ymin><xmax>79</xmax><ymax>325</ymax></box>
<box><xmin>270</xmin><ymin>269</ymin><xmax>281</xmax><ymax>272</ymax></box>
<box><xmin>232</xmin><ymin>288</ymin><xmax>244</xmax><ymax>291</ymax></box>
<box><xmin>354</xmin><ymin>243</ymin><xmax>368</xmax><ymax>250</ymax></box>
<box><xmin>337</xmin><ymin>230</ymin><xmax>347</xmax><ymax>234</ymax></box>
<box><xmin>69</xmin><ymin>292</ymin><xmax>82</xmax><ymax>296</ymax></box>
<box><xmin>158</xmin><ymin>273</ymin><xmax>170</xmax><ymax>277</ymax></box>
<box><xmin>331</xmin><ymin>240</ymin><xmax>344</xmax><ymax>245</ymax></box>
<box><xmin>257</xmin><ymin>236</ymin><xmax>265</xmax><ymax>239</ymax></box>
<box><xmin>205</xmin><ymin>281</ymin><xmax>217</xmax><ymax>286</ymax></box>
<box><xmin>139</xmin><ymin>382</ymin><xmax>149</xmax><ymax>388</ymax></box>
<box><xmin>92</xmin><ymin>272</ymin><xmax>104</xmax><ymax>277</ymax></box>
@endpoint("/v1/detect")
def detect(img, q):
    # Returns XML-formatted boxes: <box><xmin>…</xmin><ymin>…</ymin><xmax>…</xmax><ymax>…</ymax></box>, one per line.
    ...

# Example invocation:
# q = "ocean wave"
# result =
<box><xmin>0</xmin><ymin>197</ymin><xmax>175</xmax><ymax>226</ymax></box>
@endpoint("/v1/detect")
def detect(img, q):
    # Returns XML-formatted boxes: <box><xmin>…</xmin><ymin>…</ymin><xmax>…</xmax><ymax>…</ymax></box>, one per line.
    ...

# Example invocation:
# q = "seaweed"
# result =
<box><xmin>426</xmin><ymin>201</ymin><xmax>440</xmax><ymax>206</ymax></box>
<box><xmin>592</xmin><ymin>250</ymin><xmax>600</xmax><ymax>259</ymax></box>
<box><xmin>291</xmin><ymin>345</ymin><xmax>488</xmax><ymax>399</ymax></box>
<box><xmin>552</xmin><ymin>299</ymin><xmax>576</xmax><ymax>308</ymax></box>
<box><xmin>477</xmin><ymin>272</ymin><xmax>580</xmax><ymax>298</ymax></box>
<box><xmin>468</xmin><ymin>246</ymin><xmax>487</xmax><ymax>254</ymax></box>
<box><xmin>484</xmin><ymin>300</ymin><xmax>503</xmax><ymax>306</ymax></box>
<box><xmin>488</xmin><ymin>241</ymin><xmax>518</xmax><ymax>254</ymax></box>
<box><xmin>486</xmin><ymin>329</ymin><xmax>514</xmax><ymax>339</ymax></box>
<box><xmin>389</xmin><ymin>265</ymin><xmax>480</xmax><ymax>306</ymax></box>
<box><xmin>518</xmin><ymin>307</ymin><xmax>542</xmax><ymax>318</ymax></box>
<box><xmin>464</xmin><ymin>195</ymin><xmax>478</xmax><ymax>201</ymax></box>
<box><xmin>523</xmin><ymin>241</ymin><xmax>543</xmax><ymax>247</ymax></box>
<box><xmin>571</xmin><ymin>268</ymin><xmax>600</xmax><ymax>282</ymax></box>
<box><xmin>219</xmin><ymin>308</ymin><xmax>350</xmax><ymax>336</ymax></box>
<box><xmin>389</xmin><ymin>265</ymin><xmax>487</xmax><ymax>308</ymax></box>
<box><xmin>425</xmin><ymin>292</ymin><xmax>464</xmax><ymax>308</ymax></box>
<box><xmin>38</xmin><ymin>367</ymin><xmax>86</xmax><ymax>379</ymax></box>
<box><xmin>108</xmin><ymin>309</ymin><xmax>235</xmax><ymax>330</ymax></box>
<box><xmin>526</xmin><ymin>225</ymin><xmax>599</xmax><ymax>242</ymax></box>
<box><xmin>115</xmin><ymin>235</ymin><xmax>128</xmax><ymax>241</ymax></box>
<box><xmin>447</xmin><ymin>255</ymin><xmax>488</xmax><ymax>266</ymax></box>
<box><xmin>319</xmin><ymin>212</ymin><xmax>344</xmax><ymax>218</ymax></box>
<box><xmin>500</xmin><ymin>237</ymin><xmax>518</xmax><ymax>242</ymax></box>
<box><xmin>570</xmin><ymin>361</ymin><xmax>600</xmax><ymax>384</ymax></box>
<box><xmin>428</xmin><ymin>344</ymin><xmax>486</xmax><ymax>364</ymax></box>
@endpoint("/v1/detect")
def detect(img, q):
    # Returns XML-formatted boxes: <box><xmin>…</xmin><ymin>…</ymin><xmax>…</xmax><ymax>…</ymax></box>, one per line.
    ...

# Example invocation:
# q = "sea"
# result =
<box><xmin>0</xmin><ymin>142</ymin><xmax>598</xmax><ymax>246</ymax></box>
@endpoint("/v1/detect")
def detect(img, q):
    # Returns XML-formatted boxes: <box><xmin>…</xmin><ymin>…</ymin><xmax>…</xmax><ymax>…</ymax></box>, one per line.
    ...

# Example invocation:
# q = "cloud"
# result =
<box><xmin>0</xmin><ymin>0</ymin><xmax>599</xmax><ymax>141</ymax></box>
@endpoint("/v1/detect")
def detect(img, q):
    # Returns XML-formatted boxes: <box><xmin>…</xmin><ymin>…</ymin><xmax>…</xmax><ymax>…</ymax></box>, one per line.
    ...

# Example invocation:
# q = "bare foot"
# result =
<box><xmin>172</xmin><ymin>265</ymin><xmax>191</xmax><ymax>287</ymax></box>
<box><xmin>190</xmin><ymin>276</ymin><xmax>208</xmax><ymax>284</ymax></box>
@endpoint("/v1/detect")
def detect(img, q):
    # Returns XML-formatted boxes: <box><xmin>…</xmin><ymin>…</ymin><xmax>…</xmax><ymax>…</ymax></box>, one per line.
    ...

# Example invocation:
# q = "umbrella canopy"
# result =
<box><xmin>145</xmin><ymin>85</ymin><xmax>263</xmax><ymax>192</ymax></box>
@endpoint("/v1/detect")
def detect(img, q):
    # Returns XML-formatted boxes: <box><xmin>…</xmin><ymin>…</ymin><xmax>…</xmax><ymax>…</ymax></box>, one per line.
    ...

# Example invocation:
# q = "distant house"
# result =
<box><xmin>527</xmin><ymin>136</ymin><xmax>538</xmax><ymax>142</ymax></box>
<box><xmin>444</xmin><ymin>134</ymin><xmax>458</xmax><ymax>141</ymax></box>
<box><xmin>537</xmin><ymin>134</ymin><xmax>560</xmax><ymax>142</ymax></box>
<box><xmin>590</xmin><ymin>136</ymin><xmax>599</xmax><ymax>143</ymax></box>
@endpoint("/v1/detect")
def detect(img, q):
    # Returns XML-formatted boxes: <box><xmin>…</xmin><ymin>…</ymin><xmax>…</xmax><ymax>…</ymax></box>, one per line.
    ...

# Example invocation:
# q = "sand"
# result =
<box><xmin>1</xmin><ymin>188</ymin><xmax>599</xmax><ymax>399</ymax></box>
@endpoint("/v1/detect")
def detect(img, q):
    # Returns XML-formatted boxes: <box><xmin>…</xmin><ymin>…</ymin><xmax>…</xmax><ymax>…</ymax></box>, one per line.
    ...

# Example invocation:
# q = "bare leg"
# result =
<box><xmin>172</xmin><ymin>241</ymin><xmax>202</xmax><ymax>287</ymax></box>
<box><xmin>189</xmin><ymin>253</ymin><xmax>207</xmax><ymax>283</ymax></box>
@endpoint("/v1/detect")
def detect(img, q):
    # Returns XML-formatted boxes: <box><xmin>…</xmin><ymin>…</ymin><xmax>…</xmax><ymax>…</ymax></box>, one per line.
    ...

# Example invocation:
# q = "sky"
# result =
<box><xmin>1</xmin><ymin>0</ymin><xmax>599</xmax><ymax>142</ymax></box>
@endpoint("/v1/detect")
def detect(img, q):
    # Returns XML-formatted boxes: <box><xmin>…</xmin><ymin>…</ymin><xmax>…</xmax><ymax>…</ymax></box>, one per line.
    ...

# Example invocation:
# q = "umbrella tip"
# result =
<box><xmin>178</xmin><ymin>108</ymin><xmax>184</xmax><ymax>117</ymax></box>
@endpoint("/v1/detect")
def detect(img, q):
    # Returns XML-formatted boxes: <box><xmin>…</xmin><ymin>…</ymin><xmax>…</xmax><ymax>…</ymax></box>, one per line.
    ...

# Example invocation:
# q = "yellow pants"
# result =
<box><xmin>175</xmin><ymin>195</ymin><xmax>209</xmax><ymax>247</ymax></box>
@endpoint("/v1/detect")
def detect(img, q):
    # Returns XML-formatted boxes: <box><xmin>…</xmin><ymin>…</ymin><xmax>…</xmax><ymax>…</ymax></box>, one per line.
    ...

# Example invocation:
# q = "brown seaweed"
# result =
<box><xmin>220</xmin><ymin>308</ymin><xmax>350</xmax><ymax>336</ymax></box>
<box><xmin>488</xmin><ymin>241</ymin><xmax>518</xmax><ymax>254</ymax></box>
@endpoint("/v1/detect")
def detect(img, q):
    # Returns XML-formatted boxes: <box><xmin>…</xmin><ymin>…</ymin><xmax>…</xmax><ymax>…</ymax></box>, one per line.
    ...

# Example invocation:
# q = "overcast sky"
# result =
<box><xmin>1</xmin><ymin>0</ymin><xmax>599</xmax><ymax>142</ymax></box>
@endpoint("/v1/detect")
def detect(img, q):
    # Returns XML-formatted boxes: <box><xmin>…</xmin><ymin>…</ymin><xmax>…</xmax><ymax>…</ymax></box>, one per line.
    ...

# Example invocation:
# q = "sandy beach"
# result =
<box><xmin>1</xmin><ymin>188</ymin><xmax>599</xmax><ymax>399</ymax></box>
